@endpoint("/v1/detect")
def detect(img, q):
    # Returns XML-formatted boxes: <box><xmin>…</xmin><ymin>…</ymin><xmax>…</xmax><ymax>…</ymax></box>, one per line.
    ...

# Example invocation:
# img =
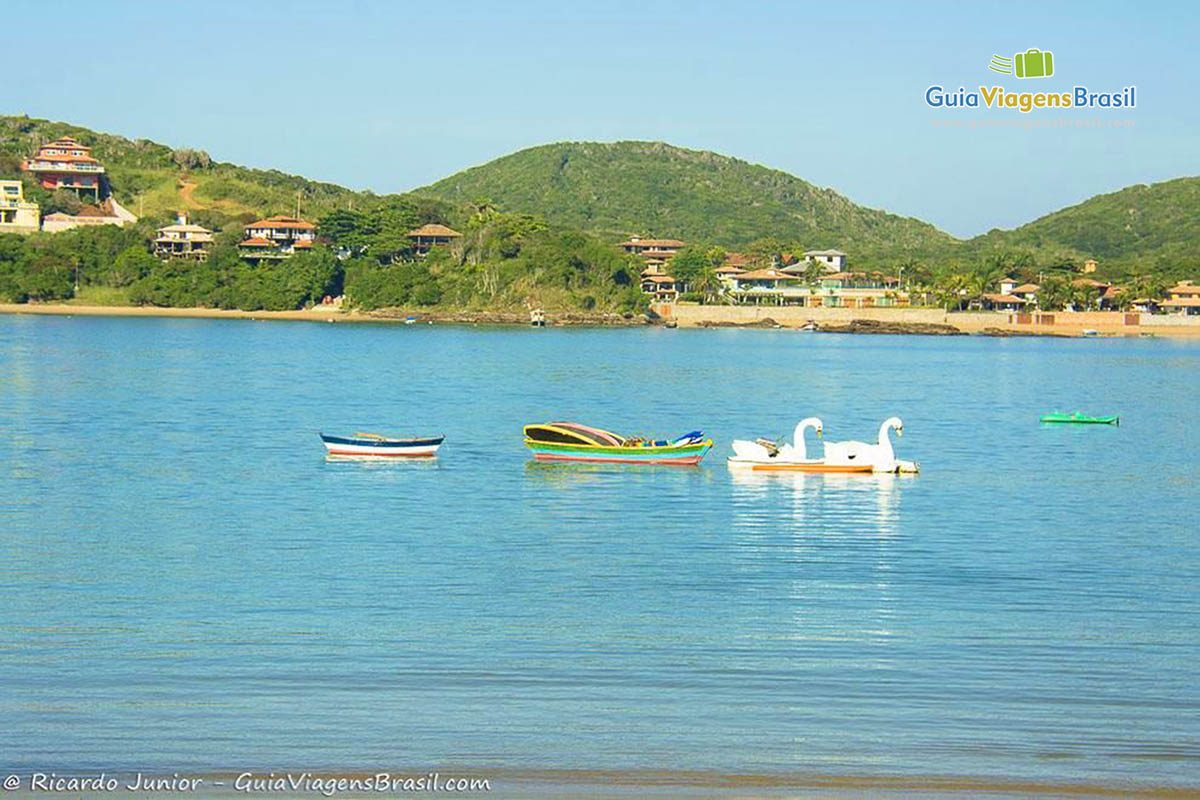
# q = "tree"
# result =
<box><xmin>109</xmin><ymin>245</ymin><xmax>158</xmax><ymax>287</ymax></box>
<box><xmin>932</xmin><ymin>272</ymin><xmax>975</xmax><ymax>311</ymax></box>
<box><xmin>744</xmin><ymin>237</ymin><xmax>784</xmax><ymax>267</ymax></box>
<box><xmin>666</xmin><ymin>247</ymin><xmax>708</xmax><ymax>290</ymax></box>
<box><xmin>1037</xmin><ymin>275</ymin><xmax>1072</xmax><ymax>310</ymax></box>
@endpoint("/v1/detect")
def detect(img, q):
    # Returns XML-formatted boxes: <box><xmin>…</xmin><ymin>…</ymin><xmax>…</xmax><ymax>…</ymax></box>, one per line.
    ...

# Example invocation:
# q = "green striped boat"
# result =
<box><xmin>1038</xmin><ymin>412</ymin><xmax>1120</xmax><ymax>425</ymax></box>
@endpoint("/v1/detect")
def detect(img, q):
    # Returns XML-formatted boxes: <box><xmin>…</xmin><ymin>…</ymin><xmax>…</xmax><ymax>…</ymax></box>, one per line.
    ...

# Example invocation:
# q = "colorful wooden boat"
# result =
<box><xmin>1038</xmin><ymin>412</ymin><xmax>1119</xmax><ymax>425</ymax></box>
<box><xmin>523</xmin><ymin>422</ymin><xmax>712</xmax><ymax>465</ymax></box>
<box><xmin>319</xmin><ymin>431</ymin><xmax>444</xmax><ymax>457</ymax></box>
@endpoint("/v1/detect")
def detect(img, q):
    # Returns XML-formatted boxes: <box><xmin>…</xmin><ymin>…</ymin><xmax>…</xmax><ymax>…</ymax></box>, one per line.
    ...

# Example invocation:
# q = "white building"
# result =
<box><xmin>803</xmin><ymin>249</ymin><xmax>847</xmax><ymax>272</ymax></box>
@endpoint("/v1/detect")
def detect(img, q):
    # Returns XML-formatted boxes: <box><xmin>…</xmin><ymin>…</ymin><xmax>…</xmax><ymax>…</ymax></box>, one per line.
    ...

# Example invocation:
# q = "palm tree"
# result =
<box><xmin>690</xmin><ymin>266</ymin><xmax>721</xmax><ymax>302</ymax></box>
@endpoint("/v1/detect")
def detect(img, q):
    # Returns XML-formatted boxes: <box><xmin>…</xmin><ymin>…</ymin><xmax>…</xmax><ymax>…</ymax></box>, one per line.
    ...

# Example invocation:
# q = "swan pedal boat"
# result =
<box><xmin>524</xmin><ymin>422</ymin><xmax>712</xmax><ymax>465</ymax></box>
<box><xmin>320</xmin><ymin>431</ymin><xmax>444</xmax><ymax>457</ymax></box>
<box><xmin>729</xmin><ymin>417</ymin><xmax>919</xmax><ymax>474</ymax></box>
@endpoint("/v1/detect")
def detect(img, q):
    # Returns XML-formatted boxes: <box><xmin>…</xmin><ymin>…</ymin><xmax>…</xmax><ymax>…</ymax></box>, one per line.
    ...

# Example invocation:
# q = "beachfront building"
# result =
<box><xmin>640</xmin><ymin>274</ymin><xmax>680</xmax><ymax>303</ymax></box>
<box><xmin>1010</xmin><ymin>283</ymin><xmax>1040</xmax><ymax>304</ymax></box>
<box><xmin>239</xmin><ymin>215</ymin><xmax>316</xmax><ymax>260</ymax></box>
<box><xmin>724</xmin><ymin>269</ymin><xmax>906</xmax><ymax>308</ymax></box>
<box><xmin>155</xmin><ymin>214</ymin><xmax>214</xmax><ymax>261</ymax></box>
<box><xmin>407</xmin><ymin>223</ymin><xmax>462</xmax><ymax>255</ymax></box>
<box><xmin>1070</xmin><ymin>277</ymin><xmax>1111</xmax><ymax>310</ymax></box>
<box><xmin>816</xmin><ymin>272</ymin><xmax>904</xmax><ymax>307</ymax></box>
<box><xmin>802</xmin><ymin>249</ymin><xmax>847</xmax><ymax>272</ymax></box>
<box><xmin>22</xmin><ymin>137</ymin><xmax>106</xmax><ymax>200</ymax></box>
<box><xmin>714</xmin><ymin>263</ymin><xmax>746</xmax><ymax>283</ymax></box>
<box><xmin>729</xmin><ymin>268</ymin><xmax>797</xmax><ymax>301</ymax></box>
<box><xmin>0</xmin><ymin>180</ymin><xmax>40</xmax><ymax>234</ymax></box>
<box><xmin>711</xmin><ymin>252</ymin><xmax>750</xmax><ymax>292</ymax></box>
<box><xmin>1161</xmin><ymin>280</ymin><xmax>1200</xmax><ymax>316</ymax></box>
<box><xmin>980</xmin><ymin>293</ymin><xmax>1030</xmax><ymax>312</ymax></box>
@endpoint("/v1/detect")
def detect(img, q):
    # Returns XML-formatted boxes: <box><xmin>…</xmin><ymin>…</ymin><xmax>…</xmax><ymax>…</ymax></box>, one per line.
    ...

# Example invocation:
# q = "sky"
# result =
<box><xmin>5</xmin><ymin>0</ymin><xmax>1197</xmax><ymax>238</ymax></box>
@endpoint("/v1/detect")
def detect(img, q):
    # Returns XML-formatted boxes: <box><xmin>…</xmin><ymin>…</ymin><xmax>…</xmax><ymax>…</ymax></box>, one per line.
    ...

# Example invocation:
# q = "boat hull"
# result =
<box><xmin>1039</xmin><ymin>415</ymin><xmax>1119</xmax><ymax>425</ymax></box>
<box><xmin>525</xmin><ymin>440</ymin><xmax>712</xmax><ymax>465</ymax></box>
<box><xmin>320</xmin><ymin>434</ymin><xmax>444</xmax><ymax>457</ymax></box>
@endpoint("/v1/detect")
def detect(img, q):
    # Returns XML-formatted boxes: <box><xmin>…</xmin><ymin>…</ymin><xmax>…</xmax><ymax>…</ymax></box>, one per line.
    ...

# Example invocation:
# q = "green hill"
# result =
<box><xmin>0</xmin><ymin>114</ymin><xmax>422</xmax><ymax>223</ymax></box>
<box><xmin>3</xmin><ymin>116</ymin><xmax>1196</xmax><ymax>284</ymax></box>
<box><xmin>965</xmin><ymin>177</ymin><xmax>1200</xmax><ymax>277</ymax></box>
<box><xmin>419</xmin><ymin>140</ymin><xmax>1199</xmax><ymax>279</ymax></box>
<box><xmin>417</xmin><ymin>140</ymin><xmax>958</xmax><ymax>261</ymax></box>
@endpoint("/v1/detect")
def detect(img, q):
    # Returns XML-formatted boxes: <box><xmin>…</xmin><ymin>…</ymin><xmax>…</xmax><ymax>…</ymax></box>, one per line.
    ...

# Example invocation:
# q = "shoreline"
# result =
<box><xmin>0</xmin><ymin>303</ymin><xmax>645</xmax><ymax>327</ymax></box>
<box><xmin>3</xmin><ymin>302</ymin><xmax>1199</xmax><ymax>337</ymax></box>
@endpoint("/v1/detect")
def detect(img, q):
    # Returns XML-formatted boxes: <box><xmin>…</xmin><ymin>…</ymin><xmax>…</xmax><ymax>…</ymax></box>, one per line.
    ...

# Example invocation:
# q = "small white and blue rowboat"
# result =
<box><xmin>319</xmin><ymin>431</ymin><xmax>444</xmax><ymax>458</ymax></box>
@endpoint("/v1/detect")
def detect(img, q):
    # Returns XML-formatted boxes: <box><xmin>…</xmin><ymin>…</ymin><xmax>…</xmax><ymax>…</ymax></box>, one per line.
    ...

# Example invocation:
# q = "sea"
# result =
<box><xmin>0</xmin><ymin>314</ymin><xmax>1196</xmax><ymax>794</ymax></box>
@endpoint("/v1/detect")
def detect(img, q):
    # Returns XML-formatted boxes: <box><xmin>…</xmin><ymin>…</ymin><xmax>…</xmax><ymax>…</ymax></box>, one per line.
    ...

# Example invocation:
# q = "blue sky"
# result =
<box><xmin>6</xmin><ymin>0</ymin><xmax>1196</xmax><ymax>237</ymax></box>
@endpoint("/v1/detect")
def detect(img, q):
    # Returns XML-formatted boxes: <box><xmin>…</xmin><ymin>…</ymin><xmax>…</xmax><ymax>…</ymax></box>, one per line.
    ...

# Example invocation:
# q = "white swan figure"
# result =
<box><xmin>730</xmin><ymin>417</ymin><xmax>823</xmax><ymax>463</ymax></box>
<box><xmin>777</xmin><ymin>417</ymin><xmax>824</xmax><ymax>461</ymax></box>
<box><xmin>825</xmin><ymin>416</ymin><xmax>918</xmax><ymax>473</ymax></box>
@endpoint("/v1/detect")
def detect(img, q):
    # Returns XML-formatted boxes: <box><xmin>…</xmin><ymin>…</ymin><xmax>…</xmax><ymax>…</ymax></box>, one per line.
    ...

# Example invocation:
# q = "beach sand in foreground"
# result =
<box><xmin>6</xmin><ymin>768</ymin><xmax>1195</xmax><ymax>799</ymax></box>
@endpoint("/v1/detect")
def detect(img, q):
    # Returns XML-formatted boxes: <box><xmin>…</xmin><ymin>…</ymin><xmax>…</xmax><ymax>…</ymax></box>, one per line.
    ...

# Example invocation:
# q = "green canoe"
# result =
<box><xmin>1039</xmin><ymin>412</ymin><xmax>1120</xmax><ymax>425</ymax></box>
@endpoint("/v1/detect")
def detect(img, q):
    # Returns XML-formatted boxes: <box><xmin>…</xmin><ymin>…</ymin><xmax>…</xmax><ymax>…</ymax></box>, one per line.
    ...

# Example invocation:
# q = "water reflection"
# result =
<box><xmin>523</xmin><ymin>459</ymin><xmax>704</xmax><ymax>485</ymax></box>
<box><xmin>728</xmin><ymin>466</ymin><xmax>906</xmax><ymax>652</ymax></box>
<box><xmin>322</xmin><ymin>455</ymin><xmax>441</xmax><ymax>468</ymax></box>
<box><xmin>728</xmin><ymin>468</ymin><xmax>904</xmax><ymax>537</ymax></box>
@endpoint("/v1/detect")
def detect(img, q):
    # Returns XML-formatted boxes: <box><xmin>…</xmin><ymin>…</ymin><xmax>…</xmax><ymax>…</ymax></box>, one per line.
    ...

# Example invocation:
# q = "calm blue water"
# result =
<box><xmin>0</xmin><ymin>315</ymin><xmax>1197</xmax><ymax>788</ymax></box>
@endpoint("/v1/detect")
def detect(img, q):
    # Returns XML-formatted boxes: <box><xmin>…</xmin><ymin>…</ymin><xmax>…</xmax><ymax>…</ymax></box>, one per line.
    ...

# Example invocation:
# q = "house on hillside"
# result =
<box><xmin>802</xmin><ymin>249</ymin><xmax>847</xmax><ymax>272</ymax></box>
<box><xmin>618</xmin><ymin>237</ymin><xmax>685</xmax><ymax>256</ymax></box>
<box><xmin>619</xmin><ymin>237</ymin><xmax>686</xmax><ymax>275</ymax></box>
<box><xmin>155</xmin><ymin>213</ymin><xmax>214</xmax><ymax>261</ymax></box>
<box><xmin>22</xmin><ymin>137</ymin><xmax>106</xmax><ymax>201</ymax></box>
<box><xmin>239</xmin><ymin>215</ymin><xmax>316</xmax><ymax>261</ymax></box>
<box><xmin>407</xmin><ymin>223</ymin><xmax>462</xmax><ymax>255</ymax></box>
<box><xmin>0</xmin><ymin>180</ymin><xmax>40</xmax><ymax>234</ymax></box>
<box><xmin>40</xmin><ymin>197</ymin><xmax>135</xmax><ymax>232</ymax></box>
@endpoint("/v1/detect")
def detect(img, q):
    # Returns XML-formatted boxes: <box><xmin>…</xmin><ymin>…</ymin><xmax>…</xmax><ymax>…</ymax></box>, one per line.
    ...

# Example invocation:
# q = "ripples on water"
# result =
<box><xmin>0</xmin><ymin>316</ymin><xmax>1197</xmax><ymax>789</ymax></box>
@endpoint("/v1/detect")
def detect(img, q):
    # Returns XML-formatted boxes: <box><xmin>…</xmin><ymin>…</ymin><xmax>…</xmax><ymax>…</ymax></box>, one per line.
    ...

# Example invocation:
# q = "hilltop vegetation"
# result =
<box><xmin>420</xmin><ymin>140</ymin><xmax>1198</xmax><ymax>285</ymax></box>
<box><xmin>964</xmin><ymin>177</ymin><xmax>1200</xmax><ymax>280</ymax></box>
<box><xmin>0</xmin><ymin>115</ymin><xmax>376</xmax><ymax>222</ymax></box>
<box><xmin>418</xmin><ymin>141</ymin><xmax>957</xmax><ymax>262</ymax></box>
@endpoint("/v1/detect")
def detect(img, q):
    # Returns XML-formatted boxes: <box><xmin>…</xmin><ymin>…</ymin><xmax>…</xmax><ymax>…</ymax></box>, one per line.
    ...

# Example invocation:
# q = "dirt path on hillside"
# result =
<box><xmin>178</xmin><ymin>176</ymin><xmax>202</xmax><ymax>209</ymax></box>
